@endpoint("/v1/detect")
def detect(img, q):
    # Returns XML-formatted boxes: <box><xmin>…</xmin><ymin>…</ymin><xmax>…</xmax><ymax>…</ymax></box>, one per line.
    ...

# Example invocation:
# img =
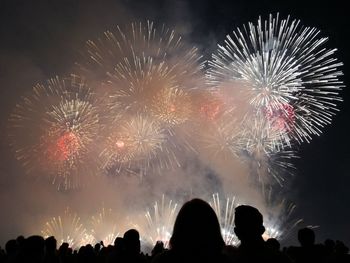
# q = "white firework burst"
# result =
<box><xmin>208</xmin><ymin>13</ymin><xmax>343</xmax><ymax>144</ymax></box>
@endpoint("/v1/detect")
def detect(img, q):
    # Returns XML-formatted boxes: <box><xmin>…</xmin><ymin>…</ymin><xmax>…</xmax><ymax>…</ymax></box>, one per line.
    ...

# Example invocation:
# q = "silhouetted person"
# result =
<box><xmin>152</xmin><ymin>198</ymin><xmax>229</xmax><ymax>263</ymax></box>
<box><xmin>18</xmin><ymin>235</ymin><xmax>45</xmax><ymax>263</ymax></box>
<box><xmin>266</xmin><ymin>238</ymin><xmax>281</xmax><ymax>252</ymax></box>
<box><xmin>4</xmin><ymin>239</ymin><xmax>18</xmax><ymax>263</ymax></box>
<box><xmin>334</xmin><ymin>240</ymin><xmax>350</xmax><ymax>263</ymax></box>
<box><xmin>231</xmin><ymin>205</ymin><xmax>290</xmax><ymax>263</ymax></box>
<box><xmin>298</xmin><ymin>227</ymin><xmax>315</xmax><ymax>247</ymax></box>
<box><xmin>106</xmin><ymin>237</ymin><xmax>125</xmax><ymax>263</ymax></box>
<box><xmin>151</xmin><ymin>241</ymin><xmax>165</xmax><ymax>258</ymax></box>
<box><xmin>58</xmin><ymin>242</ymin><xmax>73</xmax><ymax>263</ymax></box>
<box><xmin>77</xmin><ymin>244</ymin><xmax>96</xmax><ymax>263</ymax></box>
<box><xmin>121</xmin><ymin>229</ymin><xmax>147</xmax><ymax>263</ymax></box>
<box><xmin>44</xmin><ymin>236</ymin><xmax>58</xmax><ymax>263</ymax></box>
<box><xmin>287</xmin><ymin>227</ymin><xmax>326</xmax><ymax>263</ymax></box>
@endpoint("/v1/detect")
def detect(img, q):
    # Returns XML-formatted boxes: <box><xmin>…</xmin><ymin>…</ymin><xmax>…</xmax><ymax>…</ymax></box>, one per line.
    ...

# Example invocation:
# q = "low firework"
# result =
<box><xmin>262</xmin><ymin>191</ymin><xmax>310</xmax><ymax>243</ymax></box>
<box><xmin>209</xmin><ymin>193</ymin><xmax>239</xmax><ymax>246</ymax></box>
<box><xmin>209</xmin><ymin>193</ymin><xmax>304</xmax><ymax>245</ymax></box>
<box><xmin>8</xmin><ymin>75</ymin><xmax>100</xmax><ymax>190</ymax></box>
<box><xmin>90</xmin><ymin>207</ymin><xmax>120</xmax><ymax>245</ymax></box>
<box><xmin>41</xmin><ymin>208</ymin><xmax>90</xmax><ymax>249</ymax></box>
<box><xmin>136</xmin><ymin>195</ymin><xmax>178</xmax><ymax>248</ymax></box>
<box><xmin>208</xmin><ymin>13</ymin><xmax>343</xmax><ymax>145</ymax></box>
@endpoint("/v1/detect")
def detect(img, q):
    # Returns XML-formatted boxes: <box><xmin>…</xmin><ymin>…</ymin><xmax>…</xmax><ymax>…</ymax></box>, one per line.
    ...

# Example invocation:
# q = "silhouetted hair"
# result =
<box><xmin>169</xmin><ymin>198</ymin><xmax>225</xmax><ymax>253</ymax></box>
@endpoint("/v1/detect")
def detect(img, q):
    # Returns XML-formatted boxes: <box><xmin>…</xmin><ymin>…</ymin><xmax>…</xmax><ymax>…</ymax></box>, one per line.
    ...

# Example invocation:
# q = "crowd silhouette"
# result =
<box><xmin>0</xmin><ymin>198</ymin><xmax>348</xmax><ymax>263</ymax></box>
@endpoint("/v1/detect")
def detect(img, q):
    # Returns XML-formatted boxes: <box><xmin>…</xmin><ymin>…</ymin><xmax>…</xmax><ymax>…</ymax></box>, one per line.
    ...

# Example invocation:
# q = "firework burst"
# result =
<box><xmin>134</xmin><ymin>195</ymin><xmax>178</xmax><ymax>248</ymax></box>
<box><xmin>77</xmin><ymin>21</ymin><xmax>203</xmax><ymax>121</ymax></box>
<box><xmin>99</xmin><ymin>114</ymin><xmax>175</xmax><ymax>174</ymax></box>
<box><xmin>41</xmin><ymin>208</ymin><xmax>90</xmax><ymax>249</ymax></box>
<box><xmin>8</xmin><ymin>75</ymin><xmax>100</xmax><ymax>190</ymax></box>
<box><xmin>208</xmin><ymin>13</ymin><xmax>343</xmax><ymax>144</ymax></box>
<box><xmin>90</xmin><ymin>207</ymin><xmax>120</xmax><ymax>245</ymax></box>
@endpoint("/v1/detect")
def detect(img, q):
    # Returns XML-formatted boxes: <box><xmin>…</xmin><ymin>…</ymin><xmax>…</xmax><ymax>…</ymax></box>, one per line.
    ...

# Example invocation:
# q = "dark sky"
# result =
<box><xmin>0</xmin><ymin>0</ymin><xmax>349</xmax><ymax>247</ymax></box>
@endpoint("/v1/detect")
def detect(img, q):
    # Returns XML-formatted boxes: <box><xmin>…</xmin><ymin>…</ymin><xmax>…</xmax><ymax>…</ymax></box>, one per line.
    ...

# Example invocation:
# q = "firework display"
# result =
<box><xmin>7</xmin><ymin>14</ymin><xmax>345</xmax><ymax>248</ymax></box>
<box><xmin>10</xmin><ymin>16</ymin><xmax>343</xmax><ymax>186</ymax></box>
<box><xmin>8</xmin><ymin>75</ymin><xmax>101</xmax><ymax>190</ymax></box>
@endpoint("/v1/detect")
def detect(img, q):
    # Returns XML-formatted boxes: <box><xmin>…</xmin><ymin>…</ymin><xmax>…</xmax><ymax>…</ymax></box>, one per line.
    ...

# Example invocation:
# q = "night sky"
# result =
<box><xmin>0</xmin><ymin>0</ymin><xmax>349</xmax><ymax>247</ymax></box>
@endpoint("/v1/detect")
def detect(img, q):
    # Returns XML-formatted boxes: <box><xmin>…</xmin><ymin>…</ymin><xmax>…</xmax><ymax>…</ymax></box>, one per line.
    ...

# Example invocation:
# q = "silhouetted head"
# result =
<box><xmin>266</xmin><ymin>238</ymin><xmax>280</xmax><ymax>251</ymax></box>
<box><xmin>297</xmin><ymin>228</ymin><xmax>315</xmax><ymax>247</ymax></box>
<box><xmin>324</xmin><ymin>238</ymin><xmax>335</xmax><ymax>252</ymax></box>
<box><xmin>22</xmin><ymin>235</ymin><xmax>45</xmax><ymax>262</ymax></box>
<box><xmin>151</xmin><ymin>241</ymin><xmax>165</xmax><ymax>256</ymax></box>
<box><xmin>45</xmin><ymin>236</ymin><xmax>57</xmax><ymax>253</ymax></box>
<box><xmin>5</xmin><ymin>239</ymin><xmax>17</xmax><ymax>255</ymax></box>
<box><xmin>234</xmin><ymin>205</ymin><xmax>265</xmax><ymax>243</ymax></box>
<box><xmin>114</xmin><ymin>237</ymin><xmax>125</xmax><ymax>251</ymax></box>
<box><xmin>169</xmin><ymin>198</ymin><xmax>225</xmax><ymax>254</ymax></box>
<box><xmin>123</xmin><ymin>229</ymin><xmax>140</xmax><ymax>254</ymax></box>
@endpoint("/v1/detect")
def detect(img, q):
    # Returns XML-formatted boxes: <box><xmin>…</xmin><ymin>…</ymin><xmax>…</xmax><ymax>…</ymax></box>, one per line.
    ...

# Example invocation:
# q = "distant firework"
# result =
<box><xmin>192</xmin><ymin>90</ymin><xmax>225</xmax><ymax>121</ymax></box>
<box><xmin>41</xmin><ymin>208</ymin><xmax>90</xmax><ymax>249</ymax></box>
<box><xmin>209</xmin><ymin>193</ymin><xmax>239</xmax><ymax>246</ymax></box>
<box><xmin>135</xmin><ymin>195</ymin><xmax>178</xmax><ymax>248</ymax></box>
<box><xmin>208</xmin><ymin>13</ymin><xmax>343</xmax><ymax>144</ymax></box>
<box><xmin>8</xmin><ymin>75</ymin><xmax>100</xmax><ymax>190</ymax></box>
<box><xmin>263</xmin><ymin>191</ymin><xmax>312</xmax><ymax>243</ymax></box>
<box><xmin>209</xmin><ymin>193</ymin><xmax>305</xmax><ymax>245</ymax></box>
<box><xmin>99</xmin><ymin>114</ymin><xmax>170</xmax><ymax>174</ymax></box>
<box><xmin>90</xmin><ymin>207</ymin><xmax>120</xmax><ymax>245</ymax></box>
<box><xmin>196</xmin><ymin>112</ymin><xmax>244</xmax><ymax>160</ymax></box>
<box><xmin>150</xmin><ymin>87</ymin><xmax>193</xmax><ymax>126</ymax></box>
